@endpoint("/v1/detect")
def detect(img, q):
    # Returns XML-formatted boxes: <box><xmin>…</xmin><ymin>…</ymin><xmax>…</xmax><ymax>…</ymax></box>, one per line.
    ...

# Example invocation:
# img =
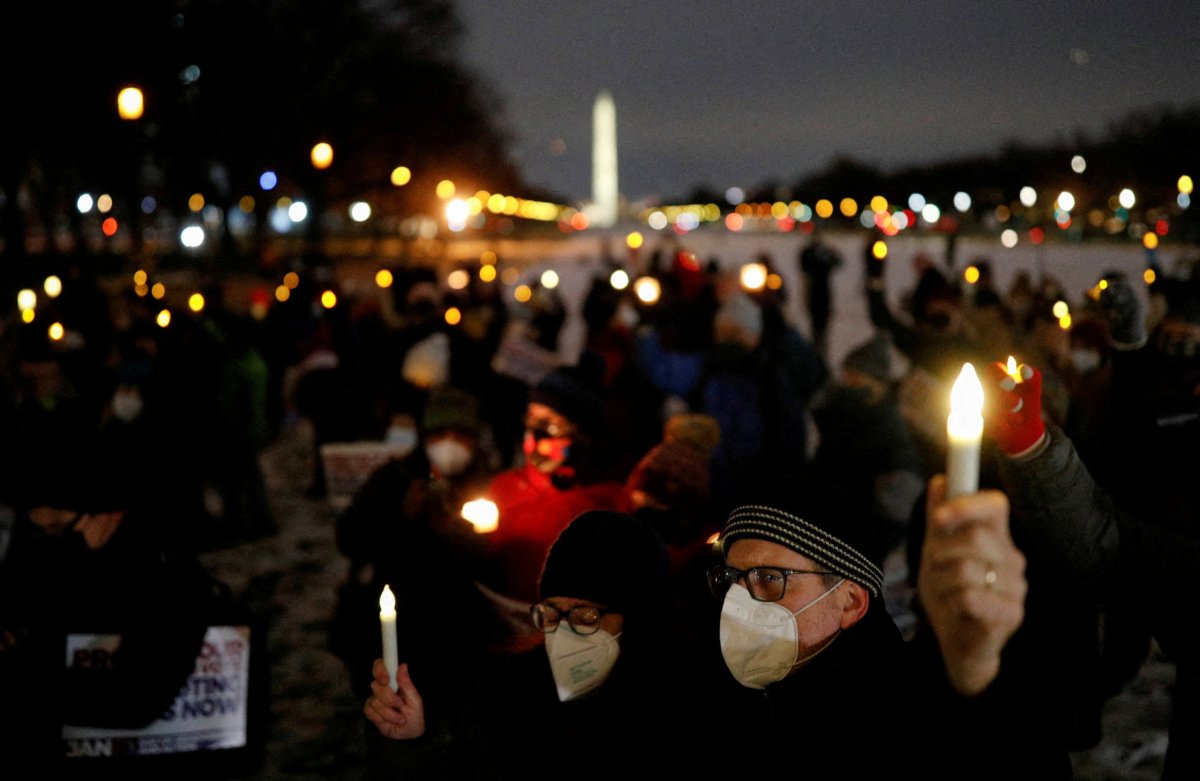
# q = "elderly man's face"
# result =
<box><xmin>725</xmin><ymin>539</ymin><xmax>851</xmax><ymax>660</ymax></box>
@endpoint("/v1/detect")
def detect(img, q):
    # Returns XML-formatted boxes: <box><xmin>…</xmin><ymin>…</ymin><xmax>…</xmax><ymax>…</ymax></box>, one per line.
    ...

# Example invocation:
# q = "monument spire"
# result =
<box><xmin>591</xmin><ymin>90</ymin><xmax>619</xmax><ymax>227</ymax></box>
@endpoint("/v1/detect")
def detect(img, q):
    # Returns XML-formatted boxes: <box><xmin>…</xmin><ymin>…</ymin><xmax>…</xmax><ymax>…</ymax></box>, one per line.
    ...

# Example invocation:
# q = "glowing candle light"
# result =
<box><xmin>946</xmin><ymin>363</ymin><xmax>984</xmax><ymax>498</ymax></box>
<box><xmin>379</xmin><ymin>585</ymin><xmax>399</xmax><ymax>691</ymax></box>
<box><xmin>1005</xmin><ymin>356</ymin><xmax>1022</xmax><ymax>384</ymax></box>
<box><xmin>461</xmin><ymin>499</ymin><xmax>500</xmax><ymax>534</ymax></box>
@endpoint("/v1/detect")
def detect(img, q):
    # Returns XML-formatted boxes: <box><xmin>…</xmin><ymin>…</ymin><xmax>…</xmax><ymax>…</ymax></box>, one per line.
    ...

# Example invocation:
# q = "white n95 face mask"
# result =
<box><xmin>425</xmin><ymin>439</ymin><xmax>473</xmax><ymax>477</ymax></box>
<box><xmin>544</xmin><ymin>628</ymin><xmax>621</xmax><ymax>702</ymax></box>
<box><xmin>719</xmin><ymin>579</ymin><xmax>844</xmax><ymax>689</ymax></box>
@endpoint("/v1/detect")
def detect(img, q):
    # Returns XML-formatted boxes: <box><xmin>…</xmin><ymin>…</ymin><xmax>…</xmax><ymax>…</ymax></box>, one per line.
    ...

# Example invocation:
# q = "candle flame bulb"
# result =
<box><xmin>379</xmin><ymin>584</ymin><xmax>396</xmax><ymax>615</ymax></box>
<box><xmin>1006</xmin><ymin>356</ymin><xmax>1022</xmax><ymax>384</ymax></box>
<box><xmin>462</xmin><ymin>499</ymin><xmax>500</xmax><ymax>534</ymax></box>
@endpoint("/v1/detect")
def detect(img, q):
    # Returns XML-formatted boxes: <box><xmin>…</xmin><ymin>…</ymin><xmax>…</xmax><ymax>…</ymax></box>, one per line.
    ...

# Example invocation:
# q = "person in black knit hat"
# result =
<box><xmin>362</xmin><ymin>510</ymin><xmax>681</xmax><ymax>779</ymax></box>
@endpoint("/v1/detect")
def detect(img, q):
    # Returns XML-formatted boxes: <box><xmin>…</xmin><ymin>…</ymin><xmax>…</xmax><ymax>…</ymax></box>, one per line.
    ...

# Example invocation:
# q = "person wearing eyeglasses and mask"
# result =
<box><xmin>706</xmin><ymin>475</ymin><xmax>1072</xmax><ymax>777</ymax></box>
<box><xmin>362</xmin><ymin>510</ymin><xmax>675</xmax><ymax>779</ymax></box>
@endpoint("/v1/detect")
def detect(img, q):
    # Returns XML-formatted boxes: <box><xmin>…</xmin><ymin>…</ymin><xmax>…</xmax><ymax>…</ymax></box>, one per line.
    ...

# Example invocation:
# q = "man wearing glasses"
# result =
<box><xmin>706</xmin><ymin>476</ymin><xmax>1070</xmax><ymax>776</ymax></box>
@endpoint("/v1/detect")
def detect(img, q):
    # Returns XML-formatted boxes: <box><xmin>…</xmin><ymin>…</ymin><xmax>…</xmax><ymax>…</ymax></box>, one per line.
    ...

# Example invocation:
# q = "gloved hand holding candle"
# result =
<box><xmin>983</xmin><ymin>357</ymin><xmax>1046</xmax><ymax>457</ymax></box>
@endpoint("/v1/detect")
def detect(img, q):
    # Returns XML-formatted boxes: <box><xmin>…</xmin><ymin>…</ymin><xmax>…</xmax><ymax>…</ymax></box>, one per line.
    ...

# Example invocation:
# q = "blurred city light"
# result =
<box><xmin>321</xmin><ymin>290</ymin><xmax>337</xmax><ymax>308</ymax></box>
<box><xmin>1019</xmin><ymin>187</ymin><xmax>1037</xmax><ymax>207</ymax></box>
<box><xmin>48</xmin><ymin>322</ymin><xmax>64</xmax><ymax>341</ymax></box>
<box><xmin>514</xmin><ymin>284</ymin><xmax>532</xmax><ymax>303</ymax></box>
<box><xmin>21</xmin><ymin>309</ymin><xmax>35</xmax><ymax>324</ymax></box>
<box><xmin>283</xmin><ymin>272</ymin><xmax>300</xmax><ymax>289</ymax></box>
<box><xmin>647</xmin><ymin>211</ymin><xmax>668</xmax><ymax>230</ymax></box>
<box><xmin>921</xmin><ymin>204</ymin><xmax>941</xmax><ymax>223</ymax></box>
<box><xmin>1143</xmin><ymin>233</ymin><xmax>1159</xmax><ymax>250</ymax></box>
<box><xmin>76</xmin><ymin>194</ymin><xmax>94</xmax><ymax>213</ymax></box>
<box><xmin>17</xmin><ymin>289</ymin><xmax>36</xmax><ymax>311</ymax></box>
<box><xmin>447</xmin><ymin>269</ymin><xmax>470</xmax><ymax>290</ymax></box>
<box><xmin>444</xmin><ymin>307</ymin><xmax>462</xmax><ymax>326</ymax></box>
<box><xmin>180</xmin><ymin>225</ymin><xmax>205</xmax><ymax>247</ymax></box>
<box><xmin>964</xmin><ymin>265</ymin><xmax>980</xmax><ymax>284</ymax></box>
<box><xmin>275</xmin><ymin>285</ymin><xmax>290</xmax><ymax>303</ymax></box>
<box><xmin>446</xmin><ymin>198</ymin><xmax>469</xmax><ymax>231</ymax></box>
<box><xmin>633</xmin><ymin>276</ymin><xmax>661</xmax><ymax>304</ymax></box>
<box><xmin>287</xmin><ymin>202</ymin><xmax>308</xmax><ymax>223</ymax></box>
<box><xmin>839</xmin><ymin>198</ymin><xmax>858</xmax><ymax>218</ymax></box>
<box><xmin>391</xmin><ymin>166</ymin><xmax>412</xmax><ymax>186</ymax></box>
<box><xmin>1179</xmin><ymin>175</ymin><xmax>1194</xmax><ymax>195</ymax></box>
<box><xmin>43</xmin><ymin>276</ymin><xmax>62</xmax><ymax>298</ymax></box>
<box><xmin>188</xmin><ymin>194</ymin><xmax>205</xmax><ymax>212</ymax></box>
<box><xmin>189</xmin><ymin>293</ymin><xmax>205</xmax><ymax>312</ymax></box>
<box><xmin>954</xmin><ymin>192</ymin><xmax>972</xmax><ymax>212</ymax></box>
<box><xmin>815</xmin><ymin>199</ymin><xmax>833</xmax><ymax>219</ymax></box>
<box><xmin>156</xmin><ymin>309</ymin><xmax>171</xmax><ymax>328</ymax></box>
<box><xmin>626</xmin><ymin>231</ymin><xmax>644</xmax><ymax>249</ymax></box>
<box><xmin>908</xmin><ymin>193</ymin><xmax>926</xmax><ymax>212</ymax></box>
<box><xmin>740</xmin><ymin>262</ymin><xmax>768</xmax><ymax>291</ymax></box>
<box><xmin>1071</xmin><ymin>155</ymin><xmax>1087</xmax><ymax>173</ymax></box>
<box><xmin>540</xmin><ymin>269</ymin><xmax>559</xmax><ymax>289</ymax></box>
<box><xmin>151</xmin><ymin>283</ymin><xmax>166</xmax><ymax>299</ymax></box>
<box><xmin>1119</xmin><ymin>188</ymin><xmax>1136</xmax><ymax>209</ymax></box>
<box><xmin>479</xmin><ymin>264</ymin><xmax>497</xmax><ymax>282</ymax></box>
<box><xmin>311</xmin><ymin>142</ymin><xmax>334</xmax><ymax>169</ymax></box>
<box><xmin>870</xmin><ymin>196</ymin><xmax>889</xmax><ymax>213</ymax></box>
<box><xmin>610</xmin><ymin>269</ymin><xmax>630</xmax><ymax>290</ymax></box>
<box><xmin>1052</xmin><ymin>300</ymin><xmax>1069</xmax><ymax>319</ymax></box>
<box><xmin>1056</xmin><ymin>191</ymin><xmax>1076</xmax><ymax>211</ymax></box>
<box><xmin>375</xmin><ymin>269</ymin><xmax>393</xmax><ymax>288</ymax></box>
<box><xmin>725</xmin><ymin>187</ymin><xmax>745</xmax><ymax>205</ymax></box>
<box><xmin>1144</xmin><ymin>268</ymin><xmax>1157</xmax><ymax>284</ymax></box>
<box><xmin>871</xmin><ymin>240</ymin><xmax>888</xmax><ymax>260</ymax></box>
<box><xmin>436</xmin><ymin>179</ymin><xmax>456</xmax><ymax>199</ymax></box>
<box><xmin>133</xmin><ymin>269</ymin><xmax>148</xmax><ymax>286</ymax></box>
<box><xmin>349</xmin><ymin>202</ymin><xmax>371</xmax><ymax>222</ymax></box>
<box><xmin>97</xmin><ymin>194</ymin><xmax>113</xmax><ymax>213</ymax></box>
<box><xmin>259</xmin><ymin>171</ymin><xmax>278</xmax><ymax>190</ymax></box>
<box><xmin>1001</xmin><ymin>229</ymin><xmax>1019</xmax><ymax>248</ymax></box>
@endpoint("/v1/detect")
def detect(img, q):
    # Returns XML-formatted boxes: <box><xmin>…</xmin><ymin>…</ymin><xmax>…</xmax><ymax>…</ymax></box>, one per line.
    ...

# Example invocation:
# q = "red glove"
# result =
<box><xmin>983</xmin><ymin>360</ymin><xmax>1046</xmax><ymax>456</ymax></box>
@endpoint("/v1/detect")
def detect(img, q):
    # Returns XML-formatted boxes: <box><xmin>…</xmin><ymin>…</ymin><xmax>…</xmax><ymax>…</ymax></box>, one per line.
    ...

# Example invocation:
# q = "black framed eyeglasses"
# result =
<box><xmin>707</xmin><ymin>565</ymin><xmax>835</xmax><ymax>603</ymax></box>
<box><xmin>530</xmin><ymin>602</ymin><xmax>614</xmax><ymax>635</ymax></box>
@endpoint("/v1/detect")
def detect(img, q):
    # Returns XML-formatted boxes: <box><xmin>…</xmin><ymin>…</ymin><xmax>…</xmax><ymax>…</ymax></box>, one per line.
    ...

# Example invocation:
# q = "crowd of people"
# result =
<box><xmin>0</xmin><ymin>234</ymin><xmax>1197</xmax><ymax>778</ymax></box>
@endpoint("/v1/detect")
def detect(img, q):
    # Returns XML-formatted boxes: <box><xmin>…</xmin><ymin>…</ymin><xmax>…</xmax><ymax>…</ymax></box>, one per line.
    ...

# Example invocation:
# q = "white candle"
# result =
<box><xmin>461</xmin><ymin>498</ymin><xmax>500</xmax><ymax>534</ymax></box>
<box><xmin>946</xmin><ymin>362</ymin><xmax>984</xmax><ymax>498</ymax></box>
<box><xmin>379</xmin><ymin>585</ymin><xmax>399</xmax><ymax>692</ymax></box>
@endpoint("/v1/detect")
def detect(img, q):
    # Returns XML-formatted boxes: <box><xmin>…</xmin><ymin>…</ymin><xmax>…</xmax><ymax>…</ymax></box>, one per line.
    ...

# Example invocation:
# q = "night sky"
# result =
<box><xmin>455</xmin><ymin>0</ymin><xmax>1200</xmax><ymax>203</ymax></box>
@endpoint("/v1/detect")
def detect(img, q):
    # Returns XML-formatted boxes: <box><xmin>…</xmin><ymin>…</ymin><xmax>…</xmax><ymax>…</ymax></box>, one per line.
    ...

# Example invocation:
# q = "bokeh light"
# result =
<box><xmin>479</xmin><ymin>265</ymin><xmax>497</xmax><ymax>282</ymax></box>
<box><xmin>349</xmin><ymin>202</ymin><xmax>371</xmax><ymax>222</ymax></box>
<box><xmin>626</xmin><ymin>231</ymin><xmax>644</xmax><ymax>249</ymax></box>
<box><xmin>321</xmin><ymin>290</ymin><xmax>338</xmax><ymax>309</ymax></box>
<box><xmin>156</xmin><ymin>309</ymin><xmax>171</xmax><ymax>328</ymax></box>
<box><xmin>375</xmin><ymin>269</ymin><xmax>394</xmax><ymax>288</ymax></box>
<box><xmin>17</xmin><ymin>289</ymin><xmax>36</xmax><ymax>311</ymax></box>
<box><xmin>610</xmin><ymin>269</ymin><xmax>630</xmax><ymax>290</ymax></box>
<box><xmin>447</xmin><ymin>269</ymin><xmax>470</xmax><ymax>290</ymax></box>
<box><xmin>391</xmin><ymin>166</ymin><xmax>412</xmax><ymax>186</ymax></box>
<box><xmin>311</xmin><ymin>142</ymin><xmax>334</xmax><ymax>169</ymax></box>
<box><xmin>48</xmin><ymin>322</ymin><xmax>65</xmax><ymax>341</ymax></box>
<box><xmin>188</xmin><ymin>293</ymin><xmax>205</xmax><ymax>312</ymax></box>
<box><xmin>1118</xmin><ymin>188</ymin><xmax>1136</xmax><ymax>209</ymax></box>
<box><xmin>43</xmin><ymin>276</ymin><xmax>62</xmax><ymax>298</ymax></box>
<box><xmin>436</xmin><ymin>179</ymin><xmax>456</xmax><ymax>199</ymax></box>
<box><xmin>444</xmin><ymin>307</ymin><xmax>462</xmax><ymax>326</ymax></box>
<box><xmin>1071</xmin><ymin>155</ymin><xmax>1087</xmax><ymax>173</ymax></box>
<box><xmin>964</xmin><ymin>265</ymin><xmax>980</xmax><ymax>284</ymax></box>
<box><xmin>633</xmin><ymin>276</ymin><xmax>661</xmax><ymax>304</ymax></box>
<box><xmin>514</xmin><ymin>284</ymin><xmax>532</xmax><ymax>303</ymax></box>
<box><xmin>1001</xmin><ymin>229</ymin><xmax>1019</xmax><ymax>248</ymax></box>
<box><xmin>1019</xmin><ymin>187</ymin><xmax>1037</xmax><ymax>208</ymax></box>
<box><xmin>540</xmin><ymin>269</ymin><xmax>559</xmax><ymax>289</ymax></box>
<box><xmin>739</xmin><ymin>263</ymin><xmax>767</xmax><ymax>291</ymax></box>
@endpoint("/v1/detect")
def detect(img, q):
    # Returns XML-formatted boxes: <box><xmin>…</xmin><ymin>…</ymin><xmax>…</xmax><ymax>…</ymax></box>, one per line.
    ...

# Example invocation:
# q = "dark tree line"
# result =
<box><xmin>1</xmin><ymin>0</ymin><xmax>524</xmax><ymax>261</ymax></box>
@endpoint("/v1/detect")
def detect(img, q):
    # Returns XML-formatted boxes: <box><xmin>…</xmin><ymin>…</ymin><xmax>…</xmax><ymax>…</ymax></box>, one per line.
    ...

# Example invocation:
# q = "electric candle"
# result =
<box><xmin>379</xmin><ymin>585</ymin><xmax>399</xmax><ymax>692</ymax></box>
<box><xmin>946</xmin><ymin>363</ymin><xmax>984</xmax><ymax>498</ymax></box>
<box><xmin>461</xmin><ymin>498</ymin><xmax>500</xmax><ymax>534</ymax></box>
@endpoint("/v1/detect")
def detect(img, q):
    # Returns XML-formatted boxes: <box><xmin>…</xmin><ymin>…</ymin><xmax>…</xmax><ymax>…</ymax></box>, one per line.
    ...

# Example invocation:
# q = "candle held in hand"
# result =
<box><xmin>379</xmin><ymin>585</ymin><xmax>399</xmax><ymax>691</ymax></box>
<box><xmin>461</xmin><ymin>498</ymin><xmax>499</xmax><ymax>534</ymax></box>
<box><xmin>946</xmin><ymin>362</ymin><xmax>984</xmax><ymax>498</ymax></box>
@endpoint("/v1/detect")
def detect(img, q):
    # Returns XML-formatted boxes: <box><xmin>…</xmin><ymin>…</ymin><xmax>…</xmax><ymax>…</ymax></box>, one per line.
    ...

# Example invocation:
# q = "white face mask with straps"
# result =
<box><xmin>718</xmin><ymin>579</ymin><xmax>845</xmax><ymax>689</ymax></box>
<box><xmin>544</xmin><ymin>628</ymin><xmax>621</xmax><ymax>702</ymax></box>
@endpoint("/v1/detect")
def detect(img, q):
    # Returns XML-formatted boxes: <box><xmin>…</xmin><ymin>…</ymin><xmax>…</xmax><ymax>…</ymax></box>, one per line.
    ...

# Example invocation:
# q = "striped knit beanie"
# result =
<box><xmin>720</xmin><ymin>480</ymin><xmax>885</xmax><ymax>598</ymax></box>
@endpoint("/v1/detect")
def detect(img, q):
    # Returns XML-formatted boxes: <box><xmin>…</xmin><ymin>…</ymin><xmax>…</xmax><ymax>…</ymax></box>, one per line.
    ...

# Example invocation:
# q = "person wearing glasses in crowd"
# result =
<box><xmin>706</xmin><ymin>474</ymin><xmax>1074</xmax><ymax>777</ymax></box>
<box><xmin>362</xmin><ymin>510</ymin><xmax>676</xmax><ymax>779</ymax></box>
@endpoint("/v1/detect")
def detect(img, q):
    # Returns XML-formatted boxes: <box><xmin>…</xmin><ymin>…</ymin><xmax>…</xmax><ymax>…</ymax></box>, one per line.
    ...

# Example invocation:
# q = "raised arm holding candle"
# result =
<box><xmin>945</xmin><ymin>362</ymin><xmax>984</xmax><ymax>498</ymax></box>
